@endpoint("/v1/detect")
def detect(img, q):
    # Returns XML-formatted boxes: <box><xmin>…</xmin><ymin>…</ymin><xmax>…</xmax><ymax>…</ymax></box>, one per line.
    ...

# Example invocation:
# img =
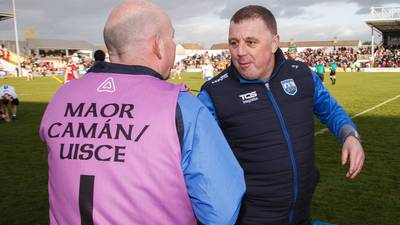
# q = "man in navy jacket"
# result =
<box><xmin>198</xmin><ymin>5</ymin><xmax>365</xmax><ymax>225</ymax></box>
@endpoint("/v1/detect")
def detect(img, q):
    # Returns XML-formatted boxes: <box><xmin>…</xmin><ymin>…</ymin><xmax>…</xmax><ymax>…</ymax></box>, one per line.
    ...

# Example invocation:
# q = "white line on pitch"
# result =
<box><xmin>315</xmin><ymin>94</ymin><xmax>400</xmax><ymax>136</ymax></box>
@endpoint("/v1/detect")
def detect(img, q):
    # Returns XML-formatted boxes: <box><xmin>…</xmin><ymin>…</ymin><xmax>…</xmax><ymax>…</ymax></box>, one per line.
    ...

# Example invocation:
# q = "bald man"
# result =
<box><xmin>40</xmin><ymin>1</ymin><xmax>245</xmax><ymax>225</ymax></box>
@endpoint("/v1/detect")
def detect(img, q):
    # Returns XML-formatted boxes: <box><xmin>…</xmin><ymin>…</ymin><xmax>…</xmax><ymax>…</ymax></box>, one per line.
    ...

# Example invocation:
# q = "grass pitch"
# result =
<box><xmin>0</xmin><ymin>72</ymin><xmax>399</xmax><ymax>225</ymax></box>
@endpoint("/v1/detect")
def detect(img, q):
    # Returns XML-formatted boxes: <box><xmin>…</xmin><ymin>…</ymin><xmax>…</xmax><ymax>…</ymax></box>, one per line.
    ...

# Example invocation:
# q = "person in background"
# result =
<box><xmin>0</xmin><ymin>63</ymin><xmax>7</xmax><ymax>79</ymax></box>
<box><xmin>0</xmin><ymin>44</ymin><xmax>4</xmax><ymax>59</ymax></box>
<box><xmin>315</xmin><ymin>59</ymin><xmax>326</xmax><ymax>81</ymax></box>
<box><xmin>0</xmin><ymin>85</ymin><xmax>19</xmax><ymax>122</ymax></box>
<box><xmin>202</xmin><ymin>59</ymin><xmax>214</xmax><ymax>81</ymax></box>
<box><xmin>93</xmin><ymin>49</ymin><xmax>106</xmax><ymax>62</ymax></box>
<box><xmin>63</xmin><ymin>59</ymin><xmax>78</xmax><ymax>83</ymax></box>
<box><xmin>171</xmin><ymin>62</ymin><xmax>183</xmax><ymax>80</ymax></box>
<box><xmin>3</xmin><ymin>48</ymin><xmax>10</xmax><ymax>62</ymax></box>
<box><xmin>26</xmin><ymin>64</ymin><xmax>34</xmax><ymax>81</ymax></box>
<box><xmin>329</xmin><ymin>60</ymin><xmax>337</xmax><ymax>85</ymax></box>
<box><xmin>287</xmin><ymin>46</ymin><xmax>300</xmax><ymax>61</ymax></box>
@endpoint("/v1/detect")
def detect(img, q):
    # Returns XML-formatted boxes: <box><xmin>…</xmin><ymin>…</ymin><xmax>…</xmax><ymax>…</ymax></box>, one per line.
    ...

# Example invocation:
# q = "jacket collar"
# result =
<box><xmin>88</xmin><ymin>61</ymin><xmax>164</xmax><ymax>80</ymax></box>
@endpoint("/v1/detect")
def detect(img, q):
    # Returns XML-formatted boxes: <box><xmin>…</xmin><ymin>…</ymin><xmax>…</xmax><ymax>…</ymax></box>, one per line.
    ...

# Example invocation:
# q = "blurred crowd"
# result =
<box><xmin>0</xmin><ymin>44</ymin><xmax>98</xmax><ymax>79</ymax></box>
<box><xmin>285</xmin><ymin>47</ymin><xmax>357</xmax><ymax>70</ymax></box>
<box><xmin>373</xmin><ymin>45</ymin><xmax>400</xmax><ymax>68</ymax></box>
<box><xmin>284</xmin><ymin>45</ymin><xmax>400</xmax><ymax>70</ymax></box>
<box><xmin>172</xmin><ymin>45</ymin><xmax>400</xmax><ymax>74</ymax></box>
<box><xmin>1</xmin><ymin>44</ymin><xmax>399</xmax><ymax>79</ymax></box>
<box><xmin>177</xmin><ymin>51</ymin><xmax>231</xmax><ymax>72</ymax></box>
<box><xmin>19</xmin><ymin>53</ymin><xmax>94</xmax><ymax>77</ymax></box>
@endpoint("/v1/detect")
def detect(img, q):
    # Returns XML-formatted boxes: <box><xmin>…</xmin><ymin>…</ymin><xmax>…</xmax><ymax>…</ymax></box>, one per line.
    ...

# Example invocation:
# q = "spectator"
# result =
<box><xmin>0</xmin><ymin>44</ymin><xmax>4</xmax><ymax>59</ymax></box>
<box><xmin>93</xmin><ymin>49</ymin><xmax>106</xmax><ymax>62</ymax></box>
<box><xmin>4</xmin><ymin>49</ymin><xmax>10</xmax><ymax>62</ymax></box>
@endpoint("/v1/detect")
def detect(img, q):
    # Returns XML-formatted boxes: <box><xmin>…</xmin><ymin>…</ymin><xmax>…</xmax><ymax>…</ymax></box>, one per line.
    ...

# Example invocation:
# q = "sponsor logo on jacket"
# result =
<box><xmin>239</xmin><ymin>91</ymin><xmax>258</xmax><ymax>104</ymax></box>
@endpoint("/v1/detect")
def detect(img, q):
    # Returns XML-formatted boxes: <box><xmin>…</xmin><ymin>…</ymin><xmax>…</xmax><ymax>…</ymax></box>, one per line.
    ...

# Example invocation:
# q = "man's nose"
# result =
<box><xmin>237</xmin><ymin>42</ymin><xmax>247</xmax><ymax>56</ymax></box>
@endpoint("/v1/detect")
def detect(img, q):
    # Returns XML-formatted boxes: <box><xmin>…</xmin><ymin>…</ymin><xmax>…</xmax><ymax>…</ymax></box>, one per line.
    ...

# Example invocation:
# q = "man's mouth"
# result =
<box><xmin>239</xmin><ymin>62</ymin><xmax>251</xmax><ymax>69</ymax></box>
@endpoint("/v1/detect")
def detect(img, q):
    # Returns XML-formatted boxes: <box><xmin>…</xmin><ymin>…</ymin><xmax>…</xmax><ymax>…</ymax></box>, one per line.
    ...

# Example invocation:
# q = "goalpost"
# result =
<box><xmin>0</xmin><ymin>0</ymin><xmax>22</xmax><ymax>77</ymax></box>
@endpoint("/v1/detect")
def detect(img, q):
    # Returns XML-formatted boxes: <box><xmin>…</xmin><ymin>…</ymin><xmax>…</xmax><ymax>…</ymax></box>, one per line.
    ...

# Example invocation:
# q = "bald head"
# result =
<box><xmin>104</xmin><ymin>0</ymin><xmax>176</xmax><ymax>78</ymax></box>
<box><xmin>104</xmin><ymin>0</ymin><xmax>168</xmax><ymax>54</ymax></box>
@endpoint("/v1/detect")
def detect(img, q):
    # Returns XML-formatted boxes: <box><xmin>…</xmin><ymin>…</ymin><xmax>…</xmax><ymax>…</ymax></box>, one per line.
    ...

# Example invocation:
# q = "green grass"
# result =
<box><xmin>0</xmin><ymin>72</ymin><xmax>399</xmax><ymax>225</ymax></box>
<box><xmin>312</xmin><ymin>73</ymin><xmax>400</xmax><ymax>225</ymax></box>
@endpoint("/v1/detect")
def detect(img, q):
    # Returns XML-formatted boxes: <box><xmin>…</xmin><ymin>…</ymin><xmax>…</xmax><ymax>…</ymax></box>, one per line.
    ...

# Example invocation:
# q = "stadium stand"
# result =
<box><xmin>366</xmin><ymin>7</ymin><xmax>400</xmax><ymax>48</ymax></box>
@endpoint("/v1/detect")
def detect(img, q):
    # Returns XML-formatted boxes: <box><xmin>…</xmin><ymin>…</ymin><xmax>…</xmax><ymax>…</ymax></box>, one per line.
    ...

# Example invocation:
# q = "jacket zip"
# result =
<box><xmin>265</xmin><ymin>82</ymin><xmax>298</xmax><ymax>225</ymax></box>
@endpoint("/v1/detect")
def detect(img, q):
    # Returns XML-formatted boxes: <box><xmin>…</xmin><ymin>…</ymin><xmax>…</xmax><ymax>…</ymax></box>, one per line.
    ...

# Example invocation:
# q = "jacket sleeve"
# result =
<box><xmin>178</xmin><ymin>92</ymin><xmax>245</xmax><ymax>225</ymax></box>
<box><xmin>197</xmin><ymin>90</ymin><xmax>219</xmax><ymax>123</ymax></box>
<box><xmin>312</xmin><ymin>71</ymin><xmax>357</xmax><ymax>143</ymax></box>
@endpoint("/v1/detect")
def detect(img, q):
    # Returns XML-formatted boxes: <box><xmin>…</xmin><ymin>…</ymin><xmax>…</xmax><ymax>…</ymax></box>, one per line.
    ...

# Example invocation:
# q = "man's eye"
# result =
<box><xmin>229</xmin><ymin>41</ymin><xmax>238</xmax><ymax>47</ymax></box>
<box><xmin>247</xmin><ymin>40</ymin><xmax>257</xmax><ymax>46</ymax></box>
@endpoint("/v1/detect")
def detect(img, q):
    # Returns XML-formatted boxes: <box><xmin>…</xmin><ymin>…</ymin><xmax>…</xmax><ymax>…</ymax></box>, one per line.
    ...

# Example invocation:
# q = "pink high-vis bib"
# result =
<box><xmin>40</xmin><ymin>72</ymin><xmax>196</xmax><ymax>225</ymax></box>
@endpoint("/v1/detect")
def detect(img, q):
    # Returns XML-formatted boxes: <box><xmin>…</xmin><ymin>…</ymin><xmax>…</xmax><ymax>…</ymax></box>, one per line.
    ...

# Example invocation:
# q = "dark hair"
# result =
<box><xmin>231</xmin><ymin>5</ymin><xmax>277</xmax><ymax>35</ymax></box>
<box><xmin>94</xmin><ymin>49</ymin><xmax>106</xmax><ymax>61</ymax></box>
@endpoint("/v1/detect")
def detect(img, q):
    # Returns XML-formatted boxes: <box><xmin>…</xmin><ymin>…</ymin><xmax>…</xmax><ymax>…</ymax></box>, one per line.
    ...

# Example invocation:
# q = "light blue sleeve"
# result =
<box><xmin>178</xmin><ymin>92</ymin><xmax>245</xmax><ymax>225</ymax></box>
<box><xmin>312</xmin><ymin>71</ymin><xmax>357</xmax><ymax>143</ymax></box>
<box><xmin>197</xmin><ymin>90</ymin><xmax>219</xmax><ymax>123</ymax></box>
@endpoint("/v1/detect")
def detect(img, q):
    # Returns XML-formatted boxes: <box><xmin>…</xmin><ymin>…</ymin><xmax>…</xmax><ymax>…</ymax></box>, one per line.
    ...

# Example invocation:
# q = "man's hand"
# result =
<box><xmin>0</xmin><ymin>114</ymin><xmax>10</xmax><ymax>123</ymax></box>
<box><xmin>341</xmin><ymin>136</ymin><xmax>365</xmax><ymax>179</ymax></box>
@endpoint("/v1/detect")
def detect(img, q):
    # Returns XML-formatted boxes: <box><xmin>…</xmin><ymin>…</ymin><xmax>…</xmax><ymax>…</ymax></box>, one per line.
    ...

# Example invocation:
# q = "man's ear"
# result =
<box><xmin>272</xmin><ymin>34</ymin><xmax>280</xmax><ymax>53</ymax></box>
<box><xmin>153</xmin><ymin>35</ymin><xmax>162</xmax><ymax>60</ymax></box>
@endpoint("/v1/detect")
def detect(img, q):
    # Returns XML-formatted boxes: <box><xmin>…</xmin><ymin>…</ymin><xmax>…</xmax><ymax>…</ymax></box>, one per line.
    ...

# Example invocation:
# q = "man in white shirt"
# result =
<box><xmin>202</xmin><ymin>59</ymin><xmax>214</xmax><ymax>81</ymax></box>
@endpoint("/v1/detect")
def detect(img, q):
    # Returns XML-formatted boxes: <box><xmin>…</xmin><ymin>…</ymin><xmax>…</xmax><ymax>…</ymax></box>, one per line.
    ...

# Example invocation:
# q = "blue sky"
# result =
<box><xmin>0</xmin><ymin>0</ymin><xmax>398</xmax><ymax>48</ymax></box>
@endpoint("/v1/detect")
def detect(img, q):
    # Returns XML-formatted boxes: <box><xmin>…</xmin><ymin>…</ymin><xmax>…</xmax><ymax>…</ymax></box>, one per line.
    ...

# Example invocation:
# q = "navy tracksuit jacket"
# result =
<box><xmin>198</xmin><ymin>49</ymin><xmax>356</xmax><ymax>225</ymax></box>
